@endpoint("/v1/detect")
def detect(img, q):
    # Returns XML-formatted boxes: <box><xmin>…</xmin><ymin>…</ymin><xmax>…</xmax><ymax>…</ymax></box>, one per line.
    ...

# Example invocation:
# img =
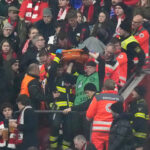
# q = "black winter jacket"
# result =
<box><xmin>108</xmin><ymin>113</ymin><xmax>134</xmax><ymax>150</ymax></box>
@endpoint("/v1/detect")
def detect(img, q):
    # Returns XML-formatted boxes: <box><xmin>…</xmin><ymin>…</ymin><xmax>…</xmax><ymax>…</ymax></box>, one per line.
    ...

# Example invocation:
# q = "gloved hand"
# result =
<box><xmin>56</xmin><ymin>49</ymin><xmax>63</xmax><ymax>54</ymax></box>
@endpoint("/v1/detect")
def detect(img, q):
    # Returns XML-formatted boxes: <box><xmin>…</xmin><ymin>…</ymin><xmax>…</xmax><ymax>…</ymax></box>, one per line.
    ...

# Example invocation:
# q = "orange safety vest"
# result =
<box><xmin>20</xmin><ymin>74</ymin><xmax>35</xmax><ymax>96</ymax></box>
<box><xmin>86</xmin><ymin>90</ymin><xmax>122</xmax><ymax>132</ymax></box>
<box><xmin>116</xmin><ymin>52</ymin><xmax>128</xmax><ymax>86</ymax></box>
<box><xmin>133</xmin><ymin>25</ymin><xmax>149</xmax><ymax>63</ymax></box>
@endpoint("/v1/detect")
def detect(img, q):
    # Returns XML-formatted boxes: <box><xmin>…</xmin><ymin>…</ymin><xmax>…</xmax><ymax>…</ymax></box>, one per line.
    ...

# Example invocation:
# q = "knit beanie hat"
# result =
<box><xmin>84</xmin><ymin>83</ymin><xmax>97</xmax><ymax>92</ymax></box>
<box><xmin>120</xmin><ymin>20</ymin><xmax>131</xmax><ymax>33</ymax></box>
<box><xmin>3</xmin><ymin>23</ymin><xmax>13</xmax><ymax>30</ymax></box>
<box><xmin>115</xmin><ymin>2</ymin><xmax>128</xmax><ymax>14</ymax></box>
<box><xmin>134</xmin><ymin>86</ymin><xmax>146</xmax><ymax>98</ymax></box>
<box><xmin>111</xmin><ymin>101</ymin><xmax>124</xmax><ymax>114</ymax></box>
<box><xmin>9</xmin><ymin>58</ymin><xmax>19</xmax><ymax>66</ymax></box>
<box><xmin>43</xmin><ymin>8</ymin><xmax>53</xmax><ymax>17</ymax></box>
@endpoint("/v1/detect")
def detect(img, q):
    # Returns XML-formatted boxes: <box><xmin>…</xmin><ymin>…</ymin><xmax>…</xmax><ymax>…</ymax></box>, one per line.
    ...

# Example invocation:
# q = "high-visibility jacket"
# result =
<box><xmin>133</xmin><ymin>25</ymin><xmax>149</xmax><ymax>63</ymax></box>
<box><xmin>121</xmin><ymin>35</ymin><xmax>139</xmax><ymax>50</ymax></box>
<box><xmin>129</xmin><ymin>98</ymin><xmax>149</xmax><ymax>147</ymax></box>
<box><xmin>116</xmin><ymin>51</ymin><xmax>128</xmax><ymax>86</ymax></box>
<box><xmin>105</xmin><ymin>61</ymin><xmax>119</xmax><ymax>86</ymax></box>
<box><xmin>86</xmin><ymin>90</ymin><xmax>123</xmax><ymax>132</ymax></box>
<box><xmin>20</xmin><ymin>74</ymin><xmax>35</xmax><ymax>96</ymax></box>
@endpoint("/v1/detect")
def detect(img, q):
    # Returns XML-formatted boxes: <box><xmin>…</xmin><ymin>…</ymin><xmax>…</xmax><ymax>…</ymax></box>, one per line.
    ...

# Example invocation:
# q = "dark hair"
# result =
<box><xmin>57</xmin><ymin>31</ymin><xmax>69</xmax><ymax>40</ymax></box>
<box><xmin>66</xmin><ymin>9</ymin><xmax>77</xmax><ymax>20</ymax></box>
<box><xmin>28</xmin><ymin>26</ymin><xmax>39</xmax><ymax>35</ymax></box>
<box><xmin>1</xmin><ymin>102</ymin><xmax>13</xmax><ymax>112</ymax></box>
<box><xmin>0</xmin><ymin>39</ymin><xmax>12</xmax><ymax>51</ymax></box>
<box><xmin>110</xmin><ymin>37</ymin><xmax>121</xmax><ymax>44</ymax></box>
<box><xmin>84</xmin><ymin>83</ymin><xmax>97</xmax><ymax>92</ymax></box>
<box><xmin>16</xmin><ymin>95</ymin><xmax>31</xmax><ymax>106</ymax></box>
<box><xmin>38</xmin><ymin>48</ymin><xmax>49</xmax><ymax>57</ymax></box>
<box><xmin>103</xmin><ymin>79</ymin><xmax>115</xmax><ymax>90</ymax></box>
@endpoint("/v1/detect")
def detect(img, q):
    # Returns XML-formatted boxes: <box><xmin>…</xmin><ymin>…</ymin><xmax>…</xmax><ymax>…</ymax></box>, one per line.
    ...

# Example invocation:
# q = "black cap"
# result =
<box><xmin>9</xmin><ymin>58</ymin><xmax>19</xmax><ymax>66</ymax></box>
<box><xmin>120</xmin><ymin>20</ymin><xmax>131</xmax><ymax>33</ymax></box>
<box><xmin>134</xmin><ymin>86</ymin><xmax>146</xmax><ymax>97</ymax></box>
<box><xmin>84</xmin><ymin>83</ymin><xmax>97</xmax><ymax>92</ymax></box>
<box><xmin>86</xmin><ymin>61</ymin><xmax>96</xmax><ymax>67</ymax></box>
<box><xmin>111</xmin><ymin>101</ymin><xmax>124</xmax><ymax>114</ymax></box>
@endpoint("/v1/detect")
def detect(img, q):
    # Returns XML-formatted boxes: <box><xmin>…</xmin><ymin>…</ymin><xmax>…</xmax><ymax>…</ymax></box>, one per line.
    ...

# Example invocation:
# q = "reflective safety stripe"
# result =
<box><xmin>146</xmin><ymin>115</ymin><xmax>149</xmax><ymax>120</ymax></box>
<box><xmin>105</xmin><ymin>61</ymin><xmax>119</xmax><ymax>70</ymax></box>
<box><xmin>146</xmin><ymin>53</ymin><xmax>149</xmax><ymax>57</ymax></box>
<box><xmin>92</xmin><ymin>126</ymin><xmax>110</xmax><ymax>131</ymax></box>
<box><xmin>56</xmin><ymin>86</ymin><xmax>72</xmax><ymax>94</ymax></box>
<box><xmin>134</xmin><ymin>112</ymin><xmax>146</xmax><ymax>119</ymax></box>
<box><xmin>49</xmin><ymin>136</ymin><xmax>58</xmax><ymax>142</ymax></box>
<box><xmin>93</xmin><ymin>121</ymin><xmax>112</xmax><ymax>125</ymax></box>
<box><xmin>62</xmin><ymin>145</ymin><xmax>70</xmax><ymax>150</ymax></box>
<box><xmin>119</xmin><ymin>76</ymin><xmax>126</xmax><ymax>81</ymax></box>
<box><xmin>54</xmin><ymin>57</ymin><xmax>60</xmax><ymax>63</ymax></box>
<box><xmin>133</xmin><ymin>130</ymin><xmax>147</xmax><ymax>139</ymax></box>
<box><xmin>55</xmin><ymin>101</ymin><xmax>73</xmax><ymax>107</ymax></box>
<box><xmin>62</xmin><ymin>140</ymin><xmax>71</xmax><ymax>146</ymax></box>
<box><xmin>50</xmin><ymin>142</ymin><xmax>58</xmax><ymax>148</ymax></box>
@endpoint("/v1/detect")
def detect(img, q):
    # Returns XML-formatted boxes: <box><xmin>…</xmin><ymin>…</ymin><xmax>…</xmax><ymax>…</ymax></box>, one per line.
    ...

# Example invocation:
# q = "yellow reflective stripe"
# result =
<box><xmin>50</xmin><ymin>142</ymin><xmax>58</xmax><ymax>148</ymax></box>
<box><xmin>56</xmin><ymin>86</ymin><xmax>72</xmax><ymax>94</ymax></box>
<box><xmin>62</xmin><ymin>140</ymin><xmax>71</xmax><ymax>146</ymax></box>
<box><xmin>55</xmin><ymin>101</ymin><xmax>73</xmax><ymax>107</ymax></box>
<box><xmin>134</xmin><ymin>132</ymin><xmax>147</xmax><ymax>139</ymax></box>
<box><xmin>146</xmin><ymin>115</ymin><xmax>149</xmax><ymax>120</ymax></box>
<box><xmin>62</xmin><ymin>145</ymin><xmax>69</xmax><ymax>150</ymax></box>
<box><xmin>54</xmin><ymin>56</ymin><xmax>60</xmax><ymax>63</ymax></box>
<box><xmin>49</xmin><ymin>136</ymin><xmax>58</xmax><ymax>141</ymax></box>
<box><xmin>134</xmin><ymin>113</ymin><xmax>146</xmax><ymax>119</ymax></box>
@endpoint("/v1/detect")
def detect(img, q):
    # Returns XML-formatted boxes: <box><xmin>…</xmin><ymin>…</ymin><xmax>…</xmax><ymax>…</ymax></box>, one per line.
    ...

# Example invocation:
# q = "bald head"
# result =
<box><xmin>132</xmin><ymin>15</ymin><xmax>143</xmax><ymax>30</ymax></box>
<box><xmin>27</xmin><ymin>63</ymin><xmax>40</xmax><ymax>76</ymax></box>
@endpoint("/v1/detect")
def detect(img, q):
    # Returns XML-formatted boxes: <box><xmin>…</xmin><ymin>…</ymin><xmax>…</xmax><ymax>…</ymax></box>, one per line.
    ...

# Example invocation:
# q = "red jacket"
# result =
<box><xmin>116</xmin><ymin>51</ymin><xmax>128</xmax><ymax>86</ymax></box>
<box><xmin>86</xmin><ymin>90</ymin><xmax>123</xmax><ymax>132</ymax></box>
<box><xmin>19</xmin><ymin>0</ymin><xmax>48</xmax><ymax>23</ymax></box>
<box><xmin>133</xmin><ymin>25</ymin><xmax>149</xmax><ymax>62</ymax></box>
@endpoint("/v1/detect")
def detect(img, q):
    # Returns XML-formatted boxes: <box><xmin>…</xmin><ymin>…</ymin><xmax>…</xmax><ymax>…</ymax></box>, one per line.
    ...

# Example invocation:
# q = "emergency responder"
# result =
<box><xmin>119</xmin><ymin>20</ymin><xmax>145</xmax><ymax>77</ymax></box>
<box><xmin>48</xmin><ymin>62</ymin><xmax>74</xmax><ymax>149</ymax></box>
<box><xmin>86</xmin><ymin>79</ymin><xmax>123</xmax><ymax>150</ymax></box>
<box><xmin>110</xmin><ymin>37</ymin><xmax>128</xmax><ymax>87</ymax></box>
<box><xmin>128</xmin><ymin>86</ymin><xmax>149</xmax><ymax>150</ymax></box>
<box><xmin>20</xmin><ymin>63</ymin><xmax>45</xmax><ymax>109</ymax></box>
<box><xmin>132</xmin><ymin>14</ymin><xmax>149</xmax><ymax>63</ymax></box>
<box><xmin>89</xmin><ymin>43</ymin><xmax>120</xmax><ymax>87</ymax></box>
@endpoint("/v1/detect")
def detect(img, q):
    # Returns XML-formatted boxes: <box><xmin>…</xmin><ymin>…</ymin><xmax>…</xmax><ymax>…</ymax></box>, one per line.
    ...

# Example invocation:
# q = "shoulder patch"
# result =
<box><xmin>139</xmin><ymin>33</ymin><xmax>144</xmax><ymax>38</ymax></box>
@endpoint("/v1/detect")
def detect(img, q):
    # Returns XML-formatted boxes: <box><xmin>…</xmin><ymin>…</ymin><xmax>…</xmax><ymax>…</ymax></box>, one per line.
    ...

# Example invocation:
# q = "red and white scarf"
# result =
<box><xmin>25</xmin><ymin>0</ymin><xmax>40</xmax><ymax>22</ymax></box>
<box><xmin>0</xmin><ymin>121</ymin><xmax>16</xmax><ymax>149</ymax></box>
<box><xmin>57</xmin><ymin>6</ymin><xmax>70</xmax><ymax>20</ymax></box>
<box><xmin>80</xmin><ymin>4</ymin><xmax>94</xmax><ymax>23</ymax></box>
<box><xmin>14</xmin><ymin>106</ymin><xmax>32</xmax><ymax>145</ymax></box>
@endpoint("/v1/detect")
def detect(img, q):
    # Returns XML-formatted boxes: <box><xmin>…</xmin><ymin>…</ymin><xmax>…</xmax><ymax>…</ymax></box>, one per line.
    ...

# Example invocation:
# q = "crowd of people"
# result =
<box><xmin>0</xmin><ymin>0</ymin><xmax>150</xmax><ymax>150</ymax></box>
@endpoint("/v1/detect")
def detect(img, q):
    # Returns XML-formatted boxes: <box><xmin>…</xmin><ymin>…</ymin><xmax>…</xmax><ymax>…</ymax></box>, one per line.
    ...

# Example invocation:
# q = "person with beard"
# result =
<box><xmin>19</xmin><ymin>0</ymin><xmax>49</xmax><ymax>24</ymax></box>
